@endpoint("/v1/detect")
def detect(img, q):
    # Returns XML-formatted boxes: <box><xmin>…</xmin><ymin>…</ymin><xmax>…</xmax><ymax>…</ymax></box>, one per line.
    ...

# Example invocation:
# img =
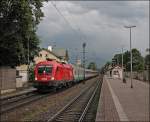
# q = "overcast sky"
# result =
<box><xmin>37</xmin><ymin>1</ymin><xmax>149</xmax><ymax>67</ymax></box>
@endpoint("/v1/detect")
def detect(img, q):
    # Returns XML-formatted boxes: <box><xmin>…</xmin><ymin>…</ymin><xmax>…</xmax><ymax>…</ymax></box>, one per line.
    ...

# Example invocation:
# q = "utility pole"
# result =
<box><xmin>27</xmin><ymin>35</ymin><xmax>30</xmax><ymax>82</ymax></box>
<box><xmin>124</xmin><ymin>25</ymin><xmax>136</xmax><ymax>88</ymax></box>
<box><xmin>75</xmin><ymin>48</ymin><xmax>78</xmax><ymax>65</ymax></box>
<box><xmin>117</xmin><ymin>55</ymin><xmax>119</xmax><ymax>65</ymax></box>
<box><xmin>75</xmin><ymin>48</ymin><xmax>79</xmax><ymax>80</ymax></box>
<box><xmin>82</xmin><ymin>42</ymin><xmax>86</xmax><ymax>80</ymax></box>
<box><xmin>122</xmin><ymin>46</ymin><xmax>126</xmax><ymax>83</ymax></box>
<box><xmin>122</xmin><ymin>47</ymin><xmax>123</xmax><ymax>70</ymax></box>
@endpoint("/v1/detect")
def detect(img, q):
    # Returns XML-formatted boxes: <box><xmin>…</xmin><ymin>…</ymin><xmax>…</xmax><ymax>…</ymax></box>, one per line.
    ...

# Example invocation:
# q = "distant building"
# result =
<box><xmin>34</xmin><ymin>47</ymin><xmax>69</xmax><ymax>64</ymax></box>
<box><xmin>106</xmin><ymin>65</ymin><xmax>124</xmax><ymax>79</ymax></box>
<box><xmin>34</xmin><ymin>48</ymin><xmax>61</xmax><ymax>64</ymax></box>
<box><xmin>16</xmin><ymin>65</ymin><xmax>28</xmax><ymax>88</ymax></box>
<box><xmin>76</xmin><ymin>59</ymin><xmax>81</xmax><ymax>66</ymax></box>
<box><xmin>112</xmin><ymin>66</ymin><xmax>123</xmax><ymax>79</ymax></box>
<box><xmin>52</xmin><ymin>48</ymin><xmax>69</xmax><ymax>62</ymax></box>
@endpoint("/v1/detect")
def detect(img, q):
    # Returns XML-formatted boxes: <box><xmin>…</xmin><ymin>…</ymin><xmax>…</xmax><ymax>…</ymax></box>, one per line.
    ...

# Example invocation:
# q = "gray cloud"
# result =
<box><xmin>37</xmin><ymin>1</ymin><xmax>149</xmax><ymax>67</ymax></box>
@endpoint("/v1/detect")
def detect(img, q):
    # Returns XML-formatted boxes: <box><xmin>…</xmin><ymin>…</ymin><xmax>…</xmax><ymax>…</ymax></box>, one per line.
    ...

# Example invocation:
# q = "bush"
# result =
<box><xmin>29</xmin><ymin>65</ymin><xmax>35</xmax><ymax>82</ymax></box>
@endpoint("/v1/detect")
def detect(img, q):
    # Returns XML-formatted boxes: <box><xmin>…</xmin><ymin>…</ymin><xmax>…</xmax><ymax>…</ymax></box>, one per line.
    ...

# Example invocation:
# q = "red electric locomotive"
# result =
<box><xmin>34</xmin><ymin>60</ymin><xmax>74</xmax><ymax>90</ymax></box>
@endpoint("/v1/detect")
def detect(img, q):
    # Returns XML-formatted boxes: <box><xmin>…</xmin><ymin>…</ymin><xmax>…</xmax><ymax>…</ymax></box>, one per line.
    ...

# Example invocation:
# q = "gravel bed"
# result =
<box><xmin>1</xmin><ymin>77</ymin><xmax>99</xmax><ymax>122</ymax></box>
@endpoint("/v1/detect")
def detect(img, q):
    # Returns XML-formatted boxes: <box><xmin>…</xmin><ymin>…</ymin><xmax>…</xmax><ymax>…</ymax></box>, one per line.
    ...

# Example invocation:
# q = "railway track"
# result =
<box><xmin>0</xmin><ymin>78</ymin><xmax>93</xmax><ymax>115</ymax></box>
<box><xmin>0</xmin><ymin>91</ymin><xmax>49</xmax><ymax>114</ymax></box>
<box><xmin>0</xmin><ymin>76</ymin><xmax>100</xmax><ymax>119</ymax></box>
<box><xmin>1</xmin><ymin>91</ymin><xmax>37</xmax><ymax>106</ymax></box>
<box><xmin>47</xmin><ymin>79</ymin><xmax>102</xmax><ymax>122</ymax></box>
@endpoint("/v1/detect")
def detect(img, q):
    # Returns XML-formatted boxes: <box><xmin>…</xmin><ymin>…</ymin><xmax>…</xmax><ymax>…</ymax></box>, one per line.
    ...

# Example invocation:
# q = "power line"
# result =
<box><xmin>50</xmin><ymin>2</ymin><xmax>76</xmax><ymax>32</ymax></box>
<box><xmin>51</xmin><ymin>2</ymin><xmax>74</xmax><ymax>31</ymax></box>
<box><xmin>50</xmin><ymin>1</ymin><xmax>87</xmax><ymax>42</ymax></box>
<box><xmin>64</xmin><ymin>3</ymin><xmax>88</xmax><ymax>42</ymax></box>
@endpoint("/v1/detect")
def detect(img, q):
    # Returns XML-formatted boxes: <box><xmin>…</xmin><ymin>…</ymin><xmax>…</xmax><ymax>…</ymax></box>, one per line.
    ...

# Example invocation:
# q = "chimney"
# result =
<box><xmin>48</xmin><ymin>46</ymin><xmax>52</xmax><ymax>52</ymax></box>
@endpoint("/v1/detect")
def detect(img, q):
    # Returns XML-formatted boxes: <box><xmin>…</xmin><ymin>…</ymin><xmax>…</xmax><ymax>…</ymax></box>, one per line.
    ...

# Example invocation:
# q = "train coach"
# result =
<box><xmin>72</xmin><ymin>65</ymin><xmax>98</xmax><ymax>82</ymax></box>
<box><xmin>33</xmin><ymin>60</ymin><xmax>98</xmax><ymax>91</ymax></box>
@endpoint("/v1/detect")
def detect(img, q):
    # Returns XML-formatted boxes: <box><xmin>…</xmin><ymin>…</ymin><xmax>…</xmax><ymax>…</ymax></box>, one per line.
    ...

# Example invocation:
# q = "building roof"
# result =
<box><xmin>52</xmin><ymin>48</ymin><xmax>69</xmax><ymax>60</ymax></box>
<box><xmin>106</xmin><ymin>65</ymin><xmax>125</xmax><ymax>71</ymax></box>
<box><xmin>41</xmin><ymin>48</ymin><xmax>60</xmax><ymax>59</ymax></box>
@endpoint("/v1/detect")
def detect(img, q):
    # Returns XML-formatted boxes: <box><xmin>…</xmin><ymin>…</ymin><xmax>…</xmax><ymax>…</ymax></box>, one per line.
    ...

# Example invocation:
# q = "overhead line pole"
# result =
<box><xmin>82</xmin><ymin>43</ymin><xmax>86</xmax><ymax>81</ymax></box>
<box><xmin>124</xmin><ymin>25</ymin><xmax>136</xmax><ymax>88</ymax></box>
<box><xmin>121</xmin><ymin>46</ymin><xmax>126</xmax><ymax>83</ymax></box>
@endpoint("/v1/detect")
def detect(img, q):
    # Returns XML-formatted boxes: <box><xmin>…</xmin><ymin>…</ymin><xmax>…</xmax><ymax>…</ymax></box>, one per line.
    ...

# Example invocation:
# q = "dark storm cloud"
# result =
<box><xmin>71</xmin><ymin>1</ymin><xmax>148</xmax><ymax>20</ymax></box>
<box><xmin>37</xmin><ymin>1</ymin><xmax>149</xmax><ymax>67</ymax></box>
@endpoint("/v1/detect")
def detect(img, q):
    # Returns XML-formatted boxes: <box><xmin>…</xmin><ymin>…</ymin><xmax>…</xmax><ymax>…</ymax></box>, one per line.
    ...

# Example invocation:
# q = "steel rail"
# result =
<box><xmin>1</xmin><ymin>76</ymin><xmax>99</xmax><ymax>116</ymax></box>
<box><xmin>47</xmin><ymin>80</ymin><xmax>100</xmax><ymax>122</ymax></box>
<box><xmin>1</xmin><ymin>92</ymin><xmax>37</xmax><ymax>106</ymax></box>
<box><xmin>0</xmin><ymin>89</ymin><xmax>36</xmax><ymax>101</ymax></box>
<box><xmin>0</xmin><ymin>93</ymin><xmax>49</xmax><ymax>114</ymax></box>
<box><xmin>78</xmin><ymin>82</ymin><xmax>99</xmax><ymax>122</ymax></box>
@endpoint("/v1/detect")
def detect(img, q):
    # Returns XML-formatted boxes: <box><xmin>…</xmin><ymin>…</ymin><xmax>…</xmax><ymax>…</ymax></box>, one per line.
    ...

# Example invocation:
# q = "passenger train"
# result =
<box><xmin>33</xmin><ymin>60</ymin><xmax>98</xmax><ymax>91</ymax></box>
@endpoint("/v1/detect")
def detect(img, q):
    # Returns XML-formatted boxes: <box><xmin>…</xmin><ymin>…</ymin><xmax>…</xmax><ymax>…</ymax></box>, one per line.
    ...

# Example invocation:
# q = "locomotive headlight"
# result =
<box><xmin>35</xmin><ymin>77</ymin><xmax>37</xmax><ymax>80</ymax></box>
<box><xmin>51</xmin><ymin>77</ymin><xmax>54</xmax><ymax>80</ymax></box>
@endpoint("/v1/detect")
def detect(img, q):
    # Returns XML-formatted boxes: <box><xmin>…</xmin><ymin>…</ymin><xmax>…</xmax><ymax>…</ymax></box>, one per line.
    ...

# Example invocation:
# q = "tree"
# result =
<box><xmin>145</xmin><ymin>54</ymin><xmax>150</xmax><ymax>69</ymax></box>
<box><xmin>112</xmin><ymin>48</ymin><xmax>144</xmax><ymax>71</ymax></box>
<box><xmin>0</xmin><ymin>0</ymin><xmax>47</xmax><ymax>66</ymax></box>
<box><xmin>132</xmin><ymin>48</ymin><xmax>144</xmax><ymax>71</ymax></box>
<box><xmin>87</xmin><ymin>62</ymin><xmax>97</xmax><ymax>70</ymax></box>
<box><xmin>113</xmin><ymin>54</ymin><xmax>122</xmax><ymax>65</ymax></box>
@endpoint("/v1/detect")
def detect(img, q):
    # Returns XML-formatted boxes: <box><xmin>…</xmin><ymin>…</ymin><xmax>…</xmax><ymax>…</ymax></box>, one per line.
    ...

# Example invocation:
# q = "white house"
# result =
<box><xmin>112</xmin><ymin>65</ymin><xmax>123</xmax><ymax>79</ymax></box>
<box><xmin>16</xmin><ymin>65</ymin><xmax>28</xmax><ymax>88</ymax></box>
<box><xmin>106</xmin><ymin>65</ymin><xmax>124</xmax><ymax>79</ymax></box>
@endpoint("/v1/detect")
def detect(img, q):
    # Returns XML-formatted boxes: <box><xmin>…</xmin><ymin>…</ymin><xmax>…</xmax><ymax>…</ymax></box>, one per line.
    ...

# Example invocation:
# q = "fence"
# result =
<box><xmin>0</xmin><ymin>67</ymin><xmax>16</xmax><ymax>93</ymax></box>
<box><xmin>125</xmin><ymin>70</ymin><xmax>149</xmax><ymax>83</ymax></box>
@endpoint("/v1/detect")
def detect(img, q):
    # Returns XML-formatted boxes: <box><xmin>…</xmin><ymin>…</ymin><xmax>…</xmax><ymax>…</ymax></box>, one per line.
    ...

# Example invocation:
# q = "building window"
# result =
<box><xmin>16</xmin><ymin>70</ymin><xmax>19</xmax><ymax>76</ymax></box>
<box><xmin>45</xmin><ymin>54</ymin><xmax>48</xmax><ymax>57</ymax></box>
<box><xmin>113</xmin><ymin>70</ymin><xmax>119</xmax><ymax>75</ymax></box>
<box><xmin>39</xmin><ymin>54</ymin><xmax>42</xmax><ymax>57</ymax></box>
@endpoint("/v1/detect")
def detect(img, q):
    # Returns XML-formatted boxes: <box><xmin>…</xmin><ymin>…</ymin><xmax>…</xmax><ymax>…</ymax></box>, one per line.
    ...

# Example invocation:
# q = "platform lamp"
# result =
<box><xmin>124</xmin><ymin>25</ymin><xmax>136</xmax><ymax>88</ymax></box>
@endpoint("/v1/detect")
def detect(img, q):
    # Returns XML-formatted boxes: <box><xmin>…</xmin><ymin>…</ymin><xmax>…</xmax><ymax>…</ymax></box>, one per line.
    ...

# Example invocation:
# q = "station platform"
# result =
<box><xmin>96</xmin><ymin>76</ymin><xmax>149</xmax><ymax>121</ymax></box>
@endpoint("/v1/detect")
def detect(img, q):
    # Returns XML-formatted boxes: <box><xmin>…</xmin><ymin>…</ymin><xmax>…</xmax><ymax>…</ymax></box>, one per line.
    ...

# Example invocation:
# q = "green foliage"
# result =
<box><xmin>0</xmin><ymin>0</ymin><xmax>47</xmax><ymax>66</ymax></box>
<box><xmin>100</xmin><ymin>61</ymin><xmax>111</xmax><ymax>73</ymax></box>
<box><xmin>145</xmin><ymin>54</ymin><xmax>150</xmax><ymax>65</ymax></box>
<box><xmin>112</xmin><ymin>48</ymin><xmax>144</xmax><ymax>71</ymax></box>
<box><xmin>145</xmin><ymin>54</ymin><xmax>150</xmax><ymax>70</ymax></box>
<box><xmin>113</xmin><ymin>54</ymin><xmax>122</xmax><ymax>65</ymax></box>
<box><xmin>29</xmin><ymin>65</ymin><xmax>35</xmax><ymax>81</ymax></box>
<box><xmin>87</xmin><ymin>62</ymin><xmax>97</xmax><ymax>70</ymax></box>
<box><xmin>132</xmin><ymin>49</ymin><xmax>144</xmax><ymax>71</ymax></box>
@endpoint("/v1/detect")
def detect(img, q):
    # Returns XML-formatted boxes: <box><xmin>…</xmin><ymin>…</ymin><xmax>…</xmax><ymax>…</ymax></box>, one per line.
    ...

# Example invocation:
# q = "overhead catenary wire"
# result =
<box><xmin>50</xmin><ymin>1</ymin><xmax>87</xmax><ymax>43</ymax></box>
<box><xmin>51</xmin><ymin>1</ymin><xmax>89</xmax><ymax>67</ymax></box>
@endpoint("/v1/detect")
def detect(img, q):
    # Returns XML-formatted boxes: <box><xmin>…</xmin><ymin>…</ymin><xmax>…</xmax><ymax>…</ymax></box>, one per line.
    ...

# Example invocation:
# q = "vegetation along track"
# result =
<box><xmin>0</xmin><ymin>91</ymin><xmax>49</xmax><ymax>114</ymax></box>
<box><xmin>47</xmin><ymin>78</ymin><xmax>102</xmax><ymax>122</ymax></box>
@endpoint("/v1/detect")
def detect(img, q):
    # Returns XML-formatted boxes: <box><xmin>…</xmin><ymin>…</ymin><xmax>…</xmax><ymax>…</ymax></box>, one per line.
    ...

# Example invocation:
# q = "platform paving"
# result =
<box><xmin>96</xmin><ymin>76</ymin><xmax>149</xmax><ymax>121</ymax></box>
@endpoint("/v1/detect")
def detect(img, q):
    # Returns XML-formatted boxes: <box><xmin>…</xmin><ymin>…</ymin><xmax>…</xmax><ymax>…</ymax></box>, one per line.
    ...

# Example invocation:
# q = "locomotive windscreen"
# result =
<box><xmin>38</xmin><ymin>65</ymin><xmax>53</xmax><ymax>74</ymax></box>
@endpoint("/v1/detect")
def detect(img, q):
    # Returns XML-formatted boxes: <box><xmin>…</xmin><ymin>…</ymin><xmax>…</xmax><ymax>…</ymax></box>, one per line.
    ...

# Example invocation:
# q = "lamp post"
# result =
<box><xmin>121</xmin><ymin>46</ymin><xmax>126</xmax><ymax>83</ymax></box>
<box><xmin>124</xmin><ymin>25</ymin><xmax>136</xmax><ymax>88</ymax></box>
<box><xmin>27</xmin><ymin>35</ymin><xmax>30</xmax><ymax>82</ymax></box>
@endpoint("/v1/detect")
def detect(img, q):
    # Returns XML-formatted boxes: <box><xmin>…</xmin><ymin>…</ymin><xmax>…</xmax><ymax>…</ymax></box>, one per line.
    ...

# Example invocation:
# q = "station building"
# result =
<box><xmin>106</xmin><ymin>65</ymin><xmax>124</xmax><ymax>79</ymax></box>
